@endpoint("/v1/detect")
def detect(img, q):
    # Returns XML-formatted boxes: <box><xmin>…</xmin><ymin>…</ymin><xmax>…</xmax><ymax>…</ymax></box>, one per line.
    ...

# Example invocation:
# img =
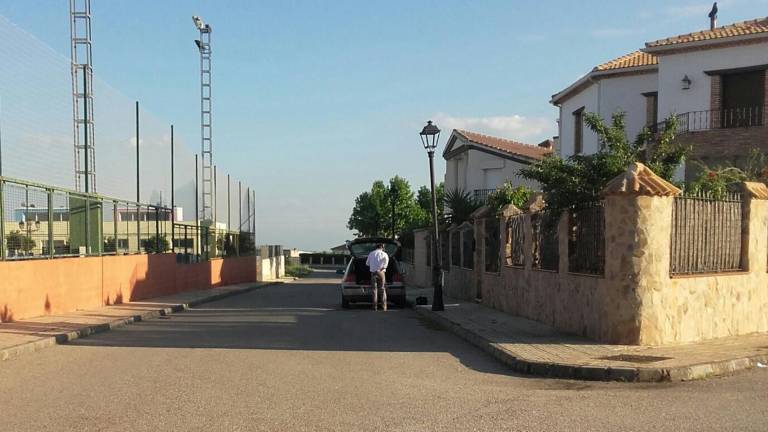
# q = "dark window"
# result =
<box><xmin>645</xmin><ymin>92</ymin><xmax>658</xmax><ymax>127</ymax></box>
<box><xmin>721</xmin><ymin>70</ymin><xmax>764</xmax><ymax>128</ymax></box>
<box><xmin>573</xmin><ymin>107</ymin><xmax>584</xmax><ymax>154</ymax></box>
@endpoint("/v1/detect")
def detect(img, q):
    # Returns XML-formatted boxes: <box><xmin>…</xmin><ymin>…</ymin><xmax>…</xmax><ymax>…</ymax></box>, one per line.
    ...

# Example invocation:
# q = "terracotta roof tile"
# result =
<box><xmin>454</xmin><ymin>129</ymin><xmax>552</xmax><ymax>160</ymax></box>
<box><xmin>594</xmin><ymin>50</ymin><xmax>658</xmax><ymax>72</ymax></box>
<box><xmin>646</xmin><ymin>17</ymin><xmax>768</xmax><ymax>49</ymax></box>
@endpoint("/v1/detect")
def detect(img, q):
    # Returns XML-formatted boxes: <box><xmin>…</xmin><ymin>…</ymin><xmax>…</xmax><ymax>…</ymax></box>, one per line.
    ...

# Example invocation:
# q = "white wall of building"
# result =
<box><xmin>558</xmin><ymin>83</ymin><xmax>599</xmax><ymax>156</ymax></box>
<box><xmin>657</xmin><ymin>41</ymin><xmax>768</xmax><ymax>119</ymax></box>
<box><xmin>558</xmin><ymin>72</ymin><xmax>658</xmax><ymax>158</ymax></box>
<box><xmin>444</xmin><ymin>139</ymin><xmax>540</xmax><ymax>194</ymax></box>
<box><xmin>600</xmin><ymin>72</ymin><xmax>658</xmax><ymax>138</ymax></box>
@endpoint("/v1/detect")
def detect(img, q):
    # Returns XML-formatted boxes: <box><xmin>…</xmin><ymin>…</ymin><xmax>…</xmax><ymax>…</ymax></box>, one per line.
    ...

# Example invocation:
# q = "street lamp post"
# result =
<box><xmin>420</xmin><ymin>120</ymin><xmax>444</xmax><ymax>312</ymax></box>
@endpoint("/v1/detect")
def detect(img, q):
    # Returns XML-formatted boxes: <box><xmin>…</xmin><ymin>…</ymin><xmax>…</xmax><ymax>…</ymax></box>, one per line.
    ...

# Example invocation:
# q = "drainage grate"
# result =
<box><xmin>599</xmin><ymin>354</ymin><xmax>673</xmax><ymax>364</ymax></box>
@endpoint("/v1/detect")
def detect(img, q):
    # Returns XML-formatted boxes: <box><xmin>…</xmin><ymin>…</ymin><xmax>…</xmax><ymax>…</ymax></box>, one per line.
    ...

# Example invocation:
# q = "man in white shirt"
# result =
<box><xmin>366</xmin><ymin>243</ymin><xmax>389</xmax><ymax>311</ymax></box>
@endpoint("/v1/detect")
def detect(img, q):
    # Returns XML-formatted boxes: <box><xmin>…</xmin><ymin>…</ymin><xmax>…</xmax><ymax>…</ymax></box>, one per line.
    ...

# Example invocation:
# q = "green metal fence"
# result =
<box><xmin>1</xmin><ymin>176</ymin><xmax>255</xmax><ymax>262</ymax></box>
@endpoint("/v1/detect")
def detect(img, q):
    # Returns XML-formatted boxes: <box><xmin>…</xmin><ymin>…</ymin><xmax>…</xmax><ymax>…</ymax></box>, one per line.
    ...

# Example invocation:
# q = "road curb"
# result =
<box><xmin>407</xmin><ymin>301</ymin><xmax>768</xmax><ymax>382</ymax></box>
<box><xmin>0</xmin><ymin>281</ymin><xmax>284</xmax><ymax>364</ymax></box>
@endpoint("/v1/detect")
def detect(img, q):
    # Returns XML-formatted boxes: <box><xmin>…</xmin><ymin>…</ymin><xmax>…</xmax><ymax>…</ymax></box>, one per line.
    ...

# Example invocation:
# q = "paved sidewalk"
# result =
<box><xmin>0</xmin><ymin>280</ymin><xmax>289</xmax><ymax>363</ymax></box>
<box><xmin>407</xmin><ymin>287</ymin><xmax>768</xmax><ymax>382</ymax></box>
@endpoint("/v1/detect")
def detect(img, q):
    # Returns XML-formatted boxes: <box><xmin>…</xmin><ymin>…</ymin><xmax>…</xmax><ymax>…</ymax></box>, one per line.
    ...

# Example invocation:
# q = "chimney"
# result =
<box><xmin>708</xmin><ymin>2</ymin><xmax>718</xmax><ymax>31</ymax></box>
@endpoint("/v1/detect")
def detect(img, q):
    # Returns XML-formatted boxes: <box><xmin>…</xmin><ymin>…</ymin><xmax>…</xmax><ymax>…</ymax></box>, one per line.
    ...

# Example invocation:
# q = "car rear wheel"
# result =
<box><xmin>393</xmin><ymin>296</ymin><xmax>406</xmax><ymax>308</ymax></box>
<box><xmin>341</xmin><ymin>296</ymin><xmax>350</xmax><ymax>309</ymax></box>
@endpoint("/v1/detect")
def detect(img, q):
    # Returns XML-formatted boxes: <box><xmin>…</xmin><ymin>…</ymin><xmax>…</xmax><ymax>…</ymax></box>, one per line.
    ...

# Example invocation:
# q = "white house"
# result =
<box><xmin>551</xmin><ymin>51</ymin><xmax>659</xmax><ymax>157</ymax></box>
<box><xmin>442</xmin><ymin>129</ymin><xmax>552</xmax><ymax>202</ymax></box>
<box><xmin>553</xmin><ymin>13</ymin><xmax>768</xmax><ymax>179</ymax></box>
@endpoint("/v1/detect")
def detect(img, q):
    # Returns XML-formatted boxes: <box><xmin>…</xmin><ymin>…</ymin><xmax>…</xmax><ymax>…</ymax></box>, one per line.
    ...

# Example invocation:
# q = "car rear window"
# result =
<box><xmin>349</xmin><ymin>242</ymin><xmax>398</xmax><ymax>257</ymax></box>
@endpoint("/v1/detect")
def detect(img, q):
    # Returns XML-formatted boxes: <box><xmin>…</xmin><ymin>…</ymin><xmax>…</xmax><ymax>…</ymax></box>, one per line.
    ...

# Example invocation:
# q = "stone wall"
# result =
<box><xmin>411</xmin><ymin>163</ymin><xmax>768</xmax><ymax>346</ymax></box>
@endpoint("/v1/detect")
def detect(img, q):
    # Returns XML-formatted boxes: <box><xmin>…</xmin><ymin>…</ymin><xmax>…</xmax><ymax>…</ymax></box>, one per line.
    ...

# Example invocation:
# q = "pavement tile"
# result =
<box><xmin>407</xmin><ymin>287</ymin><xmax>768</xmax><ymax>382</ymax></box>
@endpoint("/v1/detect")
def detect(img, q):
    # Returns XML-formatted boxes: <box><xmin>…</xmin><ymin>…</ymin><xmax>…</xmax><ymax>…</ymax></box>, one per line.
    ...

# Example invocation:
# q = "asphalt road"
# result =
<box><xmin>1</xmin><ymin>271</ymin><xmax>767</xmax><ymax>432</ymax></box>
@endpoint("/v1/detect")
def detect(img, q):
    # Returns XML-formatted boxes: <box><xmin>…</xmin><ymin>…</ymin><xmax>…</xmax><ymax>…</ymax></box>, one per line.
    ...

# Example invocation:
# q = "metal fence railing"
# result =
<box><xmin>450</xmin><ymin>230</ymin><xmax>461</xmax><ymax>268</ymax></box>
<box><xmin>506</xmin><ymin>214</ymin><xmax>525</xmax><ymax>267</ymax></box>
<box><xmin>531</xmin><ymin>211</ymin><xmax>558</xmax><ymax>271</ymax></box>
<box><xmin>670</xmin><ymin>192</ymin><xmax>743</xmax><ymax>275</ymax></box>
<box><xmin>401</xmin><ymin>248</ymin><xmax>414</xmax><ymax>265</ymax></box>
<box><xmin>461</xmin><ymin>226</ymin><xmax>474</xmax><ymax>270</ymax></box>
<box><xmin>0</xmin><ymin>175</ymin><xmax>256</xmax><ymax>262</ymax></box>
<box><xmin>484</xmin><ymin>218</ymin><xmax>500</xmax><ymax>273</ymax></box>
<box><xmin>652</xmin><ymin>106</ymin><xmax>764</xmax><ymax>134</ymax></box>
<box><xmin>473</xmin><ymin>189</ymin><xmax>495</xmax><ymax>204</ymax></box>
<box><xmin>568</xmin><ymin>202</ymin><xmax>605</xmax><ymax>275</ymax></box>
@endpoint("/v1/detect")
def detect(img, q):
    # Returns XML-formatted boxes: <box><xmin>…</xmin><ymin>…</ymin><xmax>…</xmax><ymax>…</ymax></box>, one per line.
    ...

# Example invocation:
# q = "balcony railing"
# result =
<box><xmin>651</xmin><ymin>106</ymin><xmax>764</xmax><ymax>135</ymax></box>
<box><xmin>473</xmin><ymin>189</ymin><xmax>495</xmax><ymax>203</ymax></box>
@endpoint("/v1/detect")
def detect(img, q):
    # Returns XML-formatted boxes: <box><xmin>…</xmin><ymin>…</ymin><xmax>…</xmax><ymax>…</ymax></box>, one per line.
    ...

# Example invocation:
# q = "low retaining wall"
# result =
<box><xmin>257</xmin><ymin>255</ymin><xmax>285</xmax><ymax>282</ymax></box>
<box><xmin>0</xmin><ymin>254</ymin><xmax>259</xmax><ymax>322</ymax></box>
<box><xmin>402</xmin><ymin>229</ymin><xmax>432</xmax><ymax>289</ymax></box>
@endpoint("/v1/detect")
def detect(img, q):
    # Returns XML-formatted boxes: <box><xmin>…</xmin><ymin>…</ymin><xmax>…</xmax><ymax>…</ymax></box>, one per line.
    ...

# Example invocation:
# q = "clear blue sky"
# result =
<box><xmin>1</xmin><ymin>0</ymin><xmax>765</xmax><ymax>250</ymax></box>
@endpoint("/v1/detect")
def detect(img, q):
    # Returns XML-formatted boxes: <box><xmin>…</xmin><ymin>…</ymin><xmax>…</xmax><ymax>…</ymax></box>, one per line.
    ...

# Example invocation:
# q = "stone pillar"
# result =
<box><xmin>600</xmin><ymin>162</ymin><xmax>681</xmax><ymax>344</ymax></box>
<box><xmin>741</xmin><ymin>182</ymin><xmax>768</xmax><ymax>274</ymax></box>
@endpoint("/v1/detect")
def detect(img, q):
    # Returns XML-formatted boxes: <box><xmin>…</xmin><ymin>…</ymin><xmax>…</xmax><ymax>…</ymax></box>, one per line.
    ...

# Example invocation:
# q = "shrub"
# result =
<box><xmin>486</xmin><ymin>183</ymin><xmax>532</xmax><ymax>212</ymax></box>
<box><xmin>286</xmin><ymin>264</ymin><xmax>312</xmax><ymax>278</ymax></box>
<box><xmin>5</xmin><ymin>230</ymin><xmax>36</xmax><ymax>255</ymax></box>
<box><xmin>444</xmin><ymin>188</ymin><xmax>482</xmax><ymax>225</ymax></box>
<box><xmin>141</xmin><ymin>235</ymin><xmax>170</xmax><ymax>254</ymax></box>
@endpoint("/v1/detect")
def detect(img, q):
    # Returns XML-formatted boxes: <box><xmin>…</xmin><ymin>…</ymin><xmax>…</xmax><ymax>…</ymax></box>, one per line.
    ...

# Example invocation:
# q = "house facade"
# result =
<box><xmin>552</xmin><ymin>51</ymin><xmax>659</xmax><ymax>157</ymax></box>
<box><xmin>442</xmin><ymin>129</ymin><xmax>552</xmax><ymax>203</ymax></box>
<box><xmin>553</xmin><ymin>16</ymin><xmax>768</xmax><ymax>179</ymax></box>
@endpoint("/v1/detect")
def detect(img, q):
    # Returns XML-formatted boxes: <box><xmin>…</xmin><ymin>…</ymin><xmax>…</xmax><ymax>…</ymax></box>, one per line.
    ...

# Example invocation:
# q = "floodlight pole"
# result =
<box><xmin>193</xmin><ymin>16</ymin><xmax>214</xmax><ymax>223</ymax></box>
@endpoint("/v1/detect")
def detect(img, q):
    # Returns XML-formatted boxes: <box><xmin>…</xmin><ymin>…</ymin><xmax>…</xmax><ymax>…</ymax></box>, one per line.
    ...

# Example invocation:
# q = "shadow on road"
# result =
<box><xmin>66</xmin><ymin>271</ymin><xmax>516</xmax><ymax>377</ymax></box>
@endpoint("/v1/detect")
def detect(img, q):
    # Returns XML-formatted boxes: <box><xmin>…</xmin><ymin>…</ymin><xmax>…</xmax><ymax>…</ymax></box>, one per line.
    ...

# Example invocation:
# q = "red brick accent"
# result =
<box><xmin>680</xmin><ymin>126</ymin><xmax>768</xmax><ymax>181</ymax></box>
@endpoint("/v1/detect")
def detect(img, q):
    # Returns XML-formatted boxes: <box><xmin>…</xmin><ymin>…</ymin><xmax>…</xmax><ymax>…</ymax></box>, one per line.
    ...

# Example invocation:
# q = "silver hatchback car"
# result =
<box><xmin>340</xmin><ymin>238</ymin><xmax>406</xmax><ymax>308</ymax></box>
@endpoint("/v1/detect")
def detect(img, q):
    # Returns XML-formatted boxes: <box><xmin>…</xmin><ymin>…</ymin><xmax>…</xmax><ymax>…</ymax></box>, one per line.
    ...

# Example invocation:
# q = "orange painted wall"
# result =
<box><xmin>0</xmin><ymin>255</ymin><xmax>258</xmax><ymax>322</ymax></box>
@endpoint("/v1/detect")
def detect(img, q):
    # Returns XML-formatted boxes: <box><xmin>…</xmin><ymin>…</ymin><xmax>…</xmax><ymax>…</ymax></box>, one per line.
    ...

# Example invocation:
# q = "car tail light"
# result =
<box><xmin>344</xmin><ymin>273</ymin><xmax>356</xmax><ymax>283</ymax></box>
<box><xmin>393</xmin><ymin>272</ymin><xmax>402</xmax><ymax>283</ymax></box>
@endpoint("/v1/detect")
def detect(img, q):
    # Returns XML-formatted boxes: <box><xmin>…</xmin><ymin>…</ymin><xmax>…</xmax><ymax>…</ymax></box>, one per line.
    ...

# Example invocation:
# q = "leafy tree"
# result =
<box><xmin>347</xmin><ymin>176</ymin><xmax>421</xmax><ymax>238</ymax></box>
<box><xmin>388</xmin><ymin>176</ymin><xmax>422</xmax><ymax>238</ymax></box>
<box><xmin>411</xmin><ymin>183</ymin><xmax>444</xmax><ymax>229</ymax></box>
<box><xmin>444</xmin><ymin>188</ymin><xmax>482</xmax><ymax>225</ymax></box>
<box><xmin>520</xmin><ymin>112</ymin><xmax>687</xmax><ymax>216</ymax></box>
<box><xmin>486</xmin><ymin>182</ymin><xmax>532</xmax><ymax>212</ymax></box>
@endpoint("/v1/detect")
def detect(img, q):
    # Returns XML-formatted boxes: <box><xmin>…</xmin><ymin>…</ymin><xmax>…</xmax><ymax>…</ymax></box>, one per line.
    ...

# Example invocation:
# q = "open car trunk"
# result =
<box><xmin>350</xmin><ymin>257</ymin><xmax>397</xmax><ymax>284</ymax></box>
